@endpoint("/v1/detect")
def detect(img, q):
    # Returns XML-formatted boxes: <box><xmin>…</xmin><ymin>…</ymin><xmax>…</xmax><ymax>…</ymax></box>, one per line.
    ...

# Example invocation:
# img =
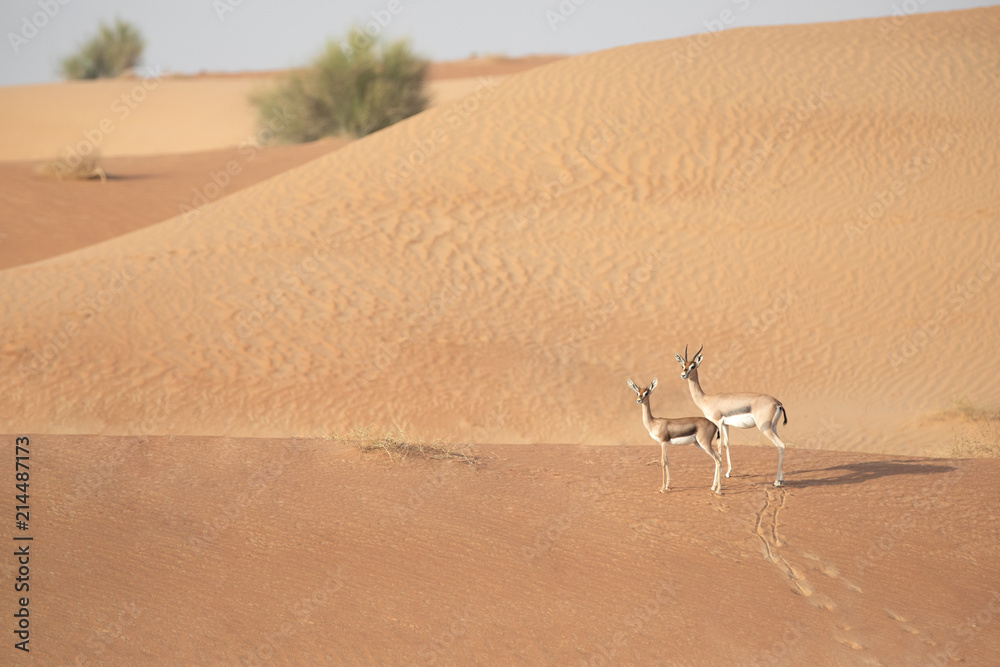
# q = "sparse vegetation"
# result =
<box><xmin>342</xmin><ymin>423</ymin><xmax>476</xmax><ymax>465</ymax></box>
<box><xmin>60</xmin><ymin>19</ymin><xmax>145</xmax><ymax>80</ymax></box>
<box><xmin>949</xmin><ymin>419</ymin><xmax>1000</xmax><ymax>458</ymax></box>
<box><xmin>933</xmin><ymin>398</ymin><xmax>1000</xmax><ymax>458</ymax></box>
<box><xmin>36</xmin><ymin>152</ymin><xmax>107</xmax><ymax>183</ymax></box>
<box><xmin>251</xmin><ymin>27</ymin><xmax>429</xmax><ymax>142</ymax></box>
<box><xmin>931</xmin><ymin>397</ymin><xmax>999</xmax><ymax>423</ymax></box>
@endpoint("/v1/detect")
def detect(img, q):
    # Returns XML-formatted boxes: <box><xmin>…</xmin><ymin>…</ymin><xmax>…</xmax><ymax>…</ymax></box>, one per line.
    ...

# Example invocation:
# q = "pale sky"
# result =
<box><xmin>1</xmin><ymin>0</ymin><xmax>997</xmax><ymax>86</ymax></box>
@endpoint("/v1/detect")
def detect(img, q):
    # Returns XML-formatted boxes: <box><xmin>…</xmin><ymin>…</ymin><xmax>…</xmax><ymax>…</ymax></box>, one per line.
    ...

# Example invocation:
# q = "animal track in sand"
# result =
<box><xmin>885</xmin><ymin>608</ymin><xmax>924</xmax><ymax>638</ymax></box>
<box><xmin>833</xmin><ymin>631</ymin><xmax>866</xmax><ymax>651</ymax></box>
<box><xmin>750</xmin><ymin>490</ymin><xmax>961</xmax><ymax>662</ymax></box>
<box><xmin>754</xmin><ymin>487</ymin><xmax>837</xmax><ymax>608</ymax></box>
<box><xmin>802</xmin><ymin>551</ymin><xmax>864</xmax><ymax>592</ymax></box>
<box><xmin>748</xmin><ymin>485</ymin><xmax>909</xmax><ymax>667</ymax></box>
<box><xmin>751</xmin><ymin>487</ymin><xmax>900</xmax><ymax>632</ymax></box>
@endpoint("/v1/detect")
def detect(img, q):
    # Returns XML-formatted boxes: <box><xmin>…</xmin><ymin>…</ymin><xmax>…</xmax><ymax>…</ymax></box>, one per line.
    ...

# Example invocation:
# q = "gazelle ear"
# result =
<box><xmin>649</xmin><ymin>378</ymin><xmax>658</xmax><ymax>391</ymax></box>
<box><xmin>694</xmin><ymin>353</ymin><xmax>704</xmax><ymax>366</ymax></box>
<box><xmin>674</xmin><ymin>353</ymin><xmax>684</xmax><ymax>364</ymax></box>
<box><xmin>627</xmin><ymin>379</ymin><xmax>639</xmax><ymax>392</ymax></box>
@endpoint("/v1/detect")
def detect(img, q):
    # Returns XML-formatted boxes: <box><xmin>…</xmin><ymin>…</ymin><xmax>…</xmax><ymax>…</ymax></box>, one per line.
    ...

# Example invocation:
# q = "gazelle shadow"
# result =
<box><xmin>785</xmin><ymin>459</ymin><xmax>957</xmax><ymax>487</ymax></box>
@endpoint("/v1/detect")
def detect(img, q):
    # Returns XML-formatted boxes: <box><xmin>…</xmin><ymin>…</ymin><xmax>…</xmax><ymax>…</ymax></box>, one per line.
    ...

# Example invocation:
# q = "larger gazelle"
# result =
<box><xmin>675</xmin><ymin>345</ymin><xmax>789</xmax><ymax>486</ymax></box>
<box><xmin>627</xmin><ymin>378</ymin><xmax>723</xmax><ymax>494</ymax></box>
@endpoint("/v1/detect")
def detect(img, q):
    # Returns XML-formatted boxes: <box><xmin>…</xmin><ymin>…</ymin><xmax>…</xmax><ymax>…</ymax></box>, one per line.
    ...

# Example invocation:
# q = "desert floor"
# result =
<box><xmin>14</xmin><ymin>435</ymin><xmax>1000</xmax><ymax>665</ymax></box>
<box><xmin>1</xmin><ymin>7</ymin><xmax>998</xmax><ymax>665</ymax></box>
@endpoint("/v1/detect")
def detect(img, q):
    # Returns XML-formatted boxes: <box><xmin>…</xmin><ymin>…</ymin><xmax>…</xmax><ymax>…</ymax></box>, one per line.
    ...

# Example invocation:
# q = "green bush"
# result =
<box><xmin>60</xmin><ymin>19</ymin><xmax>145</xmax><ymax>80</ymax></box>
<box><xmin>252</xmin><ymin>28</ymin><xmax>429</xmax><ymax>142</ymax></box>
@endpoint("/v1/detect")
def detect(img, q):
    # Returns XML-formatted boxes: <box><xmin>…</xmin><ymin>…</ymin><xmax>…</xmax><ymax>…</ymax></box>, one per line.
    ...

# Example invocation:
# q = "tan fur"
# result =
<box><xmin>628</xmin><ymin>378</ymin><xmax>723</xmax><ymax>494</ymax></box>
<box><xmin>675</xmin><ymin>346</ymin><xmax>789</xmax><ymax>486</ymax></box>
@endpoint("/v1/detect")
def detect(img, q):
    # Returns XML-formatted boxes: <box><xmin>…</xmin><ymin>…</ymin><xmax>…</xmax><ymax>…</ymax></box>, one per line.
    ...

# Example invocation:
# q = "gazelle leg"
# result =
<box><xmin>695</xmin><ymin>435</ymin><xmax>722</xmax><ymax>493</ymax></box>
<box><xmin>761</xmin><ymin>426</ymin><xmax>786</xmax><ymax>486</ymax></box>
<box><xmin>711</xmin><ymin>445</ymin><xmax>722</xmax><ymax>494</ymax></box>
<box><xmin>659</xmin><ymin>442</ymin><xmax>669</xmax><ymax>493</ymax></box>
<box><xmin>722</xmin><ymin>423</ymin><xmax>733</xmax><ymax>477</ymax></box>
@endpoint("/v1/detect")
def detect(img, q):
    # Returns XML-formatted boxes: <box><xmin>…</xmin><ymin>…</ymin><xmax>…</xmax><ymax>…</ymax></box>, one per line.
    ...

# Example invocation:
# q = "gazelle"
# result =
<box><xmin>627</xmin><ymin>378</ymin><xmax>723</xmax><ymax>494</ymax></box>
<box><xmin>675</xmin><ymin>345</ymin><xmax>789</xmax><ymax>486</ymax></box>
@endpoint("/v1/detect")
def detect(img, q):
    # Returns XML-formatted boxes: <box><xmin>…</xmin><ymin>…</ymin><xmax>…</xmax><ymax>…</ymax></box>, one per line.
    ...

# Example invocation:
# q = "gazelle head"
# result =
<box><xmin>627</xmin><ymin>377</ymin><xmax>658</xmax><ymax>404</ymax></box>
<box><xmin>674</xmin><ymin>344</ymin><xmax>704</xmax><ymax>380</ymax></box>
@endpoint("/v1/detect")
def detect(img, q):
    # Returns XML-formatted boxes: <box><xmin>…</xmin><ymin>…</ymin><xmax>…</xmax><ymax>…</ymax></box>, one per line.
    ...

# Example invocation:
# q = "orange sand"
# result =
<box><xmin>2</xmin><ymin>10</ymin><xmax>999</xmax><ymax>665</ymax></box>
<box><xmin>12</xmin><ymin>436</ymin><xmax>1000</xmax><ymax>664</ymax></box>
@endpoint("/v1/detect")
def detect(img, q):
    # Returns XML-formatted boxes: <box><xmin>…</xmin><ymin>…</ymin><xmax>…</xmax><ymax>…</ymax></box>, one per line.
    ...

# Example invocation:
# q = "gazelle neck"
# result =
<box><xmin>685</xmin><ymin>368</ymin><xmax>707</xmax><ymax>408</ymax></box>
<box><xmin>640</xmin><ymin>397</ymin><xmax>655</xmax><ymax>432</ymax></box>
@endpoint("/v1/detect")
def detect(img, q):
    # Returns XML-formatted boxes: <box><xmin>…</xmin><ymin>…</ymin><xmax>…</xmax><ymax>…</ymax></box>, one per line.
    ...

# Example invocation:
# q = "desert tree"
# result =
<box><xmin>61</xmin><ymin>18</ymin><xmax>146</xmax><ymax>80</ymax></box>
<box><xmin>252</xmin><ymin>27</ymin><xmax>429</xmax><ymax>142</ymax></box>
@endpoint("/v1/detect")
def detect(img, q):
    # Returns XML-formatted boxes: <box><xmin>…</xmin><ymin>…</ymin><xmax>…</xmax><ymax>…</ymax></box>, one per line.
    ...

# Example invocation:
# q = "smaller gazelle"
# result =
<box><xmin>675</xmin><ymin>345</ymin><xmax>789</xmax><ymax>486</ymax></box>
<box><xmin>627</xmin><ymin>378</ymin><xmax>723</xmax><ymax>494</ymax></box>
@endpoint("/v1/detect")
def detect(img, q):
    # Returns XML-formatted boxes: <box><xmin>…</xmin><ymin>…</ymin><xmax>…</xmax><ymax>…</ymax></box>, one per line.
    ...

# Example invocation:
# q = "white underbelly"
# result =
<box><xmin>722</xmin><ymin>414</ymin><xmax>757</xmax><ymax>429</ymax></box>
<box><xmin>668</xmin><ymin>434</ymin><xmax>698</xmax><ymax>445</ymax></box>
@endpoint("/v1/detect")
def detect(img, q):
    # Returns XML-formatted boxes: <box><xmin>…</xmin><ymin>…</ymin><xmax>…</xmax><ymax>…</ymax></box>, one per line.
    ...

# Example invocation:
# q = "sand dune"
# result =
<box><xmin>15</xmin><ymin>435</ymin><xmax>1000</xmax><ymax>664</ymax></box>
<box><xmin>1</xmin><ymin>9</ymin><xmax>998</xmax><ymax>456</ymax></box>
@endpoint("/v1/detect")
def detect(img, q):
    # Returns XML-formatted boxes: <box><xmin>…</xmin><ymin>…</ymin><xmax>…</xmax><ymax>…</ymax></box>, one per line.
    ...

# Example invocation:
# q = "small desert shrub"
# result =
<box><xmin>60</xmin><ymin>19</ymin><xmax>145</xmax><ymax>80</ymax></box>
<box><xmin>343</xmin><ymin>423</ymin><xmax>475</xmax><ymax>465</ymax></box>
<box><xmin>251</xmin><ymin>28</ymin><xmax>429</xmax><ymax>142</ymax></box>
<box><xmin>36</xmin><ymin>152</ymin><xmax>107</xmax><ymax>183</ymax></box>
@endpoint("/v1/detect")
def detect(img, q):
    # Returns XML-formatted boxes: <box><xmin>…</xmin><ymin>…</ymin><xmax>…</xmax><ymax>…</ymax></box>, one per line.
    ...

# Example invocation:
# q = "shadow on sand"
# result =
<box><xmin>785</xmin><ymin>459</ymin><xmax>958</xmax><ymax>488</ymax></box>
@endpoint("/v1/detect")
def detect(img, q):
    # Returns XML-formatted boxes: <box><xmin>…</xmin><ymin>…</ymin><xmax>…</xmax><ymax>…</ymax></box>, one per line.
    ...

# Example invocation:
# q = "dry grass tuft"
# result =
<box><xmin>934</xmin><ymin>398</ymin><xmax>1000</xmax><ymax>458</ymax></box>
<box><xmin>36</xmin><ymin>153</ymin><xmax>108</xmax><ymax>183</ymax></box>
<box><xmin>342</xmin><ymin>423</ymin><xmax>477</xmax><ymax>466</ymax></box>
<box><xmin>949</xmin><ymin>420</ymin><xmax>1000</xmax><ymax>458</ymax></box>
<box><xmin>932</xmin><ymin>397</ymin><xmax>1000</xmax><ymax>423</ymax></box>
